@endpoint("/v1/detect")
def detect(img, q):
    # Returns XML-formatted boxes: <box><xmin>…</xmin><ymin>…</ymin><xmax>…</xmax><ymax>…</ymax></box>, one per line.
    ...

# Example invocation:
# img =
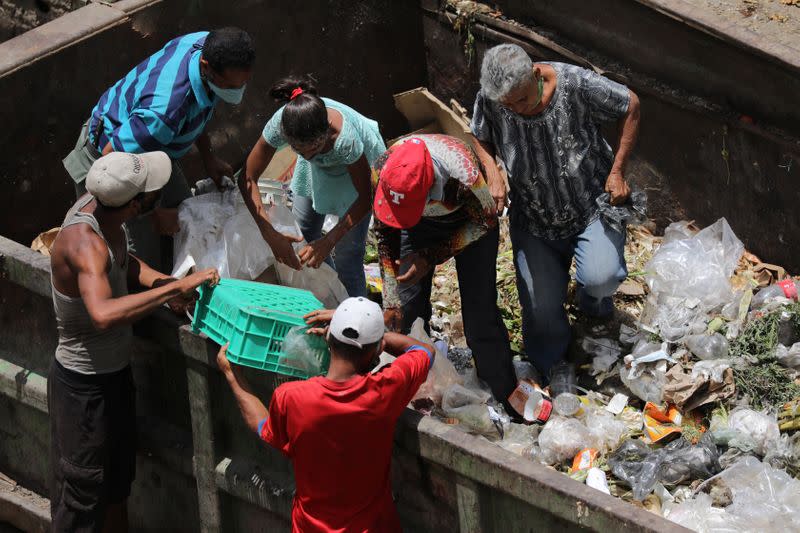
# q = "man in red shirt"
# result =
<box><xmin>217</xmin><ymin>296</ymin><xmax>433</xmax><ymax>532</ymax></box>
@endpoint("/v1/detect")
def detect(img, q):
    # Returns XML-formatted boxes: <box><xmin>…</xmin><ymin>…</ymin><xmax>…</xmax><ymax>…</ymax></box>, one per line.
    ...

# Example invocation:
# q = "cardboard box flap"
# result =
<box><xmin>393</xmin><ymin>87</ymin><xmax>472</xmax><ymax>144</ymax></box>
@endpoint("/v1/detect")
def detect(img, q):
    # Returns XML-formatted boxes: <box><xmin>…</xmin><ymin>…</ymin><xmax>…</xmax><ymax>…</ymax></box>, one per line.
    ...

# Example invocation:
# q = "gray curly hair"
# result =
<box><xmin>479</xmin><ymin>43</ymin><xmax>533</xmax><ymax>101</ymax></box>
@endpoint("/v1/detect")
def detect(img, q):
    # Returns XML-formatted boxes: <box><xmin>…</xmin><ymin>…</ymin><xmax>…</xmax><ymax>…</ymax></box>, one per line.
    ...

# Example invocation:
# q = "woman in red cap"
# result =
<box><xmin>239</xmin><ymin>75</ymin><xmax>385</xmax><ymax>297</ymax></box>
<box><xmin>372</xmin><ymin>134</ymin><xmax>518</xmax><ymax>414</ymax></box>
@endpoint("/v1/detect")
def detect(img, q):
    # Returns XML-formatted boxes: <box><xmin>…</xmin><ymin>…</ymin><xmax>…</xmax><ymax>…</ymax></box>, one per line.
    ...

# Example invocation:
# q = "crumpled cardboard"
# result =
<box><xmin>31</xmin><ymin>227</ymin><xmax>60</xmax><ymax>256</ymax></box>
<box><xmin>662</xmin><ymin>363</ymin><xmax>735</xmax><ymax>412</ymax></box>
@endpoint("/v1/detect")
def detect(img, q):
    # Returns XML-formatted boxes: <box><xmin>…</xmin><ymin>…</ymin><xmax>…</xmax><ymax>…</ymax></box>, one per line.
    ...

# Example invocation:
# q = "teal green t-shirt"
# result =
<box><xmin>262</xmin><ymin>97</ymin><xmax>386</xmax><ymax>217</ymax></box>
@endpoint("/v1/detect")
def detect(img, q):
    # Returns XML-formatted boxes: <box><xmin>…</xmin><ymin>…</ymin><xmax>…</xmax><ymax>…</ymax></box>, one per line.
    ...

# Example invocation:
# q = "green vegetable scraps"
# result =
<box><xmin>730</xmin><ymin>303</ymin><xmax>800</xmax><ymax>410</ymax></box>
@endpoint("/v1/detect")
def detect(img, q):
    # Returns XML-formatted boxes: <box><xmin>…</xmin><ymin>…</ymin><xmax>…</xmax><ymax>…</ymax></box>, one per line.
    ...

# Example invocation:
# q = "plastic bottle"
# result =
<box><xmin>513</xmin><ymin>360</ymin><xmax>540</xmax><ymax>383</ymax></box>
<box><xmin>549</xmin><ymin>361</ymin><xmax>576</xmax><ymax>398</ymax></box>
<box><xmin>553</xmin><ymin>393</ymin><xmax>582</xmax><ymax>417</ymax></box>
<box><xmin>685</xmin><ymin>333</ymin><xmax>729</xmax><ymax>360</ymax></box>
<box><xmin>751</xmin><ymin>280</ymin><xmax>800</xmax><ymax>309</ymax></box>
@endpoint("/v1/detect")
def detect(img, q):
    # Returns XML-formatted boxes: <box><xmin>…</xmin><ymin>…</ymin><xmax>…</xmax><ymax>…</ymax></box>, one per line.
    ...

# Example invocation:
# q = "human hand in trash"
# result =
<box><xmin>263</xmin><ymin>226</ymin><xmax>304</xmax><ymax>269</ymax></box>
<box><xmin>298</xmin><ymin>238</ymin><xmax>334</xmax><ymax>269</ymax></box>
<box><xmin>383</xmin><ymin>308</ymin><xmax>402</xmax><ymax>332</ymax></box>
<box><xmin>395</xmin><ymin>252</ymin><xmax>431</xmax><ymax>285</ymax></box>
<box><xmin>604</xmin><ymin>169</ymin><xmax>631</xmax><ymax>205</ymax></box>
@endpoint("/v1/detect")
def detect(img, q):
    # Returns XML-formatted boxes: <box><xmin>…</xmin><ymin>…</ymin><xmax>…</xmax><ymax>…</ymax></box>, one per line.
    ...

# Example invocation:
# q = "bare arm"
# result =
<box><xmin>74</xmin><ymin>236</ymin><xmax>218</xmax><ymax>330</ymax></box>
<box><xmin>239</xmin><ymin>137</ymin><xmax>303</xmax><ymax>269</ymax></box>
<box><xmin>217</xmin><ymin>345</ymin><xmax>268</xmax><ymax>434</ymax></box>
<box><xmin>383</xmin><ymin>331</ymin><xmax>434</xmax><ymax>361</ymax></box>
<box><xmin>297</xmin><ymin>154</ymin><xmax>372</xmax><ymax>268</ymax></box>
<box><xmin>605</xmin><ymin>89</ymin><xmax>641</xmax><ymax>205</ymax></box>
<box><xmin>127</xmin><ymin>254</ymin><xmax>173</xmax><ymax>290</ymax></box>
<box><xmin>197</xmin><ymin>131</ymin><xmax>233</xmax><ymax>189</ymax></box>
<box><xmin>469</xmin><ymin>134</ymin><xmax>506</xmax><ymax>214</ymax></box>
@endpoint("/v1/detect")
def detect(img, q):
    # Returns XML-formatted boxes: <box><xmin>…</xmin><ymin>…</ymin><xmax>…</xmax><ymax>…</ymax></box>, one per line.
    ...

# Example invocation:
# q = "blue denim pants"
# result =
<box><xmin>510</xmin><ymin>217</ymin><xmax>627</xmax><ymax>378</ymax></box>
<box><xmin>292</xmin><ymin>195</ymin><xmax>370</xmax><ymax>297</ymax></box>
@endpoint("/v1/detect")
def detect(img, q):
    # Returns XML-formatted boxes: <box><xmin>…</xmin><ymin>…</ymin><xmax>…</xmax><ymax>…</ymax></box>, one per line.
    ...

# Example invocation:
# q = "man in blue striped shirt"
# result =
<box><xmin>64</xmin><ymin>27</ymin><xmax>255</xmax><ymax>271</ymax></box>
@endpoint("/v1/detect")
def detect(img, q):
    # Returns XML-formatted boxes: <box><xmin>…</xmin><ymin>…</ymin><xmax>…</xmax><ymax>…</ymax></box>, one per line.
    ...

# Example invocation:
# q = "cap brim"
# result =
<box><xmin>373</xmin><ymin>185</ymin><xmax>425</xmax><ymax>229</ymax></box>
<box><xmin>139</xmin><ymin>151</ymin><xmax>172</xmax><ymax>192</ymax></box>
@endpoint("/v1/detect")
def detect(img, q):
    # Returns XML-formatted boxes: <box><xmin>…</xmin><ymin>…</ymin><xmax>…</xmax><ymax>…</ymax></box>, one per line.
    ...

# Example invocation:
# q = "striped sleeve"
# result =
<box><xmin>110</xmin><ymin>108</ymin><xmax>180</xmax><ymax>153</ymax></box>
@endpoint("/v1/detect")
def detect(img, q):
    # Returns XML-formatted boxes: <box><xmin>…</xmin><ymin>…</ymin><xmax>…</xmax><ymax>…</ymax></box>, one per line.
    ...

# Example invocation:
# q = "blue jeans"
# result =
<box><xmin>292</xmin><ymin>195</ymin><xmax>370</xmax><ymax>297</ymax></box>
<box><xmin>510</xmin><ymin>217</ymin><xmax>627</xmax><ymax>379</ymax></box>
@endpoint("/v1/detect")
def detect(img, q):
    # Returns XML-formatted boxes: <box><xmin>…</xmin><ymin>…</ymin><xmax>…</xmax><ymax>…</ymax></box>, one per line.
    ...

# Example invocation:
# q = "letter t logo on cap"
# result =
<box><xmin>389</xmin><ymin>190</ymin><xmax>405</xmax><ymax>205</ymax></box>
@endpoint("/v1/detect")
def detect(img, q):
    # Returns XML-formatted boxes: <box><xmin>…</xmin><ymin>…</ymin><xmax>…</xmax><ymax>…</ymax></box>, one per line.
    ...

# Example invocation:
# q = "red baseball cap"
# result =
<box><xmin>373</xmin><ymin>138</ymin><xmax>434</xmax><ymax>229</ymax></box>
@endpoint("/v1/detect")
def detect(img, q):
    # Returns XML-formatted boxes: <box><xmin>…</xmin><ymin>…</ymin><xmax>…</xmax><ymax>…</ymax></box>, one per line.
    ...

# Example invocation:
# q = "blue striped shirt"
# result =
<box><xmin>88</xmin><ymin>32</ymin><xmax>217</xmax><ymax>159</ymax></box>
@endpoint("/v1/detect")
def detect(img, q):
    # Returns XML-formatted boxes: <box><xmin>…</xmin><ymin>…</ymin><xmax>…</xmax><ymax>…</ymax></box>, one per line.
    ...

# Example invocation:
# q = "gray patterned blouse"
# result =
<box><xmin>471</xmin><ymin>62</ymin><xmax>630</xmax><ymax>240</ymax></box>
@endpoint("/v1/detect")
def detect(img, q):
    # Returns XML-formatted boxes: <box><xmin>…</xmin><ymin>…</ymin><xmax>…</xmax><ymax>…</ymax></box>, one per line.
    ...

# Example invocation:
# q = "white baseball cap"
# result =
<box><xmin>86</xmin><ymin>151</ymin><xmax>172</xmax><ymax>207</ymax></box>
<box><xmin>328</xmin><ymin>297</ymin><xmax>385</xmax><ymax>348</ymax></box>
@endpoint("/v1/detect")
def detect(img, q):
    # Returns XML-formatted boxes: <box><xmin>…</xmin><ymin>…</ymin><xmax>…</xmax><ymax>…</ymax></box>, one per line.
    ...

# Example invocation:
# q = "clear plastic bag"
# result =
<box><xmin>278</xmin><ymin>326</ymin><xmax>328</xmax><ymax>375</ymax></box>
<box><xmin>584</xmin><ymin>407</ymin><xmax>627</xmax><ymax>453</ymax></box>
<box><xmin>619</xmin><ymin>352</ymin><xmax>670</xmax><ymax>404</ymax></box>
<box><xmin>664</xmin><ymin>492</ymin><xmax>748</xmax><ymax>532</ymax></box>
<box><xmin>685</xmin><ymin>333</ymin><xmax>730</xmax><ymax>360</ymax></box>
<box><xmin>535</xmin><ymin>417</ymin><xmax>594</xmax><ymax>465</ymax></box>
<box><xmin>409</xmin><ymin>318</ymin><xmax>462</xmax><ymax>405</ymax></box>
<box><xmin>498</xmin><ymin>422</ymin><xmax>539</xmax><ymax>458</ymax></box>
<box><xmin>644</xmin><ymin>218</ymin><xmax>744</xmax><ymax>313</ymax></box>
<box><xmin>727</xmin><ymin>408</ymin><xmax>780</xmax><ymax>456</ymax></box>
<box><xmin>609</xmin><ymin>433</ymin><xmax>721</xmax><ymax>500</ymax></box>
<box><xmin>698</xmin><ymin>457</ymin><xmax>800</xmax><ymax>531</ymax></box>
<box><xmin>441</xmin><ymin>384</ymin><xmax>496</xmax><ymax>436</ymax></box>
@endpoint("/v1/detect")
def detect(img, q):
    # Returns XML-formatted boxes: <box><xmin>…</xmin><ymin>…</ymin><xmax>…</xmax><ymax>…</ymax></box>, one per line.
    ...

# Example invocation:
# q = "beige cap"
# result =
<box><xmin>86</xmin><ymin>151</ymin><xmax>172</xmax><ymax>207</ymax></box>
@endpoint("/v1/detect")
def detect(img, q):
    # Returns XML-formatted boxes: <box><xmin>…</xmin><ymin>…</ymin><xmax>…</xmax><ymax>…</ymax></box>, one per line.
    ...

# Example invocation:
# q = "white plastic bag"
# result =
<box><xmin>728</xmin><ymin>409</ymin><xmax>780</xmax><ymax>456</ymax></box>
<box><xmin>775</xmin><ymin>342</ymin><xmax>800</xmax><ymax>371</ymax></box>
<box><xmin>267</xmin><ymin>204</ymin><xmax>349</xmax><ymax>308</ymax></box>
<box><xmin>172</xmin><ymin>187</ymin><xmax>274</xmax><ymax>280</ymax></box>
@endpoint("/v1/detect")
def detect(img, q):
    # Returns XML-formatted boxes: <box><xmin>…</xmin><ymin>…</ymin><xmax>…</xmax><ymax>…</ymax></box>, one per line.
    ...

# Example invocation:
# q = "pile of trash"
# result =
<box><xmin>410</xmin><ymin>216</ymin><xmax>800</xmax><ymax>530</ymax></box>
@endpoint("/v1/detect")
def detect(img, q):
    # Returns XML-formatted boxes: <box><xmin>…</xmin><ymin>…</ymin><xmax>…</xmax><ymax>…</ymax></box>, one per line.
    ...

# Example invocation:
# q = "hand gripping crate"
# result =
<box><xmin>192</xmin><ymin>278</ymin><xmax>330</xmax><ymax>378</ymax></box>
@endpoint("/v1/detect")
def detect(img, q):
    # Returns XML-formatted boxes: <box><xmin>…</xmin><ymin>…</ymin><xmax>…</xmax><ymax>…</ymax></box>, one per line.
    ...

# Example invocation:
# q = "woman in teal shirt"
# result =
<box><xmin>240</xmin><ymin>76</ymin><xmax>385</xmax><ymax>297</ymax></box>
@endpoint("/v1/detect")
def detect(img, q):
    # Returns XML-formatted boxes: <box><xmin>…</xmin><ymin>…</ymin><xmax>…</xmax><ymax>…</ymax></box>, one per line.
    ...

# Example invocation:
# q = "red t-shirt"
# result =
<box><xmin>259</xmin><ymin>346</ymin><xmax>432</xmax><ymax>533</ymax></box>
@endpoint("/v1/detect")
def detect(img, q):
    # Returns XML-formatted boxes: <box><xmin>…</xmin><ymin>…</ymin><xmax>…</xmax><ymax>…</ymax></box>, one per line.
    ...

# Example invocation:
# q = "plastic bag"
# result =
<box><xmin>619</xmin><ymin>348</ymin><xmax>672</xmax><ymax>404</ymax></box>
<box><xmin>669</xmin><ymin>457</ymin><xmax>800</xmax><ymax>532</ymax></box>
<box><xmin>535</xmin><ymin>417</ymin><xmax>595</xmax><ymax>465</ymax></box>
<box><xmin>595</xmin><ymin>190</ymin><xmax>647</xmax><ymax>233</ymax></box>
<box><xmin>609</xmin><ymin>433</ymin><xmax>721</xmax><ymax>500</ymax></box>
<box><xmin>582</xmin><ymin>337</ymin><xmax>622</xmax><ymax>375</ymax></box>
<box><xmin>278</xmin><ymin>326</ymin><xmax>328</xmax><ymax>375</ymax></box>
<box><xmin>584</xmin><ymin>407</ymin><xmax>627</xmax><ymax>453</ymax></box>
<box><xmin>685</xmin><ymin>333</ymin><xmax>729</xmax><ymax>360</ymax></box>
<box><xmin>441</xmin><ymin>384</ymin><xmax>497</xmax><ymax>436</ymax></box>
<box><xmin>172</xmin><ymin>188</ymin><xmax>274</xmax><ymax>280</ymax></box>
<box><xmin>727</xmin><ymin>408</ymin><xmax>780</xmax><ymax>456</ymax></box>
<box><xmin>664</xmin><ymin>493</ymin><xmax>748</xmax><ymax>532</ymax></box>
<box><xmin>410</xmin><ymin>318</ymin><xmax>462</xmax><ymax>405</ymax></box>
<box><xmin>267</xmin><ymin>204</ymin><xmax>350</xmax><ymax>308</ymax></box>
<box><xmin>644</xmin><ymin>218</ymin><xmax>744</xmax><ymax>312</ymax></box>
<box><xmin>775</xmin><ymin>342</ymin><xmax>800</xmax><ymax>371</ymax></box>
<box><xmin>497</xmin><ymin>422</ymin><xmax>539</xmax><ymax>458</ymax></box>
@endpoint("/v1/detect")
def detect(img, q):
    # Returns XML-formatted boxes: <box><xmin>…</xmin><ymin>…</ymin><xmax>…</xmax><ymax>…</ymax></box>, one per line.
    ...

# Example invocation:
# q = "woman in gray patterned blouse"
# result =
<box><xmin>470</xmin><ymin>43</ymin><xmax>641</xmax><ymax>388</ymax></box>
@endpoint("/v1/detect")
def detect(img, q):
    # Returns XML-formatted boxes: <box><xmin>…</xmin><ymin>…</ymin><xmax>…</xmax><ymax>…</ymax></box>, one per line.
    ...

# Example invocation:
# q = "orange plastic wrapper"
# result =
<box><xmin>643</xmin><ymin>402</ymin><xmax>683</xmax><ymax>443</ymax></box>
<box><xmin>570</xmin><ymin>448</ymin><xmax>599</xmax><ymax>473</ymax></box>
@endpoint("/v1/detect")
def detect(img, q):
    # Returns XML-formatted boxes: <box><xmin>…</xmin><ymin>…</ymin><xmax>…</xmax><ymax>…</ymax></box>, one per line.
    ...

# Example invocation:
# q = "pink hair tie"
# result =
<box><xmin>290</xmin><ymin>87</ymin><xmax>304</xmax><ymax>100</ymax></box>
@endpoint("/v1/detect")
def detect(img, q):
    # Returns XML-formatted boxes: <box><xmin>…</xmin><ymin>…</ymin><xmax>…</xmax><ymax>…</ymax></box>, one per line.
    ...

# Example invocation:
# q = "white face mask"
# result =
<box><xmin>208</xmin><ymin>80</ymin><xmax>246</xmax><ymax>105</ymax></box>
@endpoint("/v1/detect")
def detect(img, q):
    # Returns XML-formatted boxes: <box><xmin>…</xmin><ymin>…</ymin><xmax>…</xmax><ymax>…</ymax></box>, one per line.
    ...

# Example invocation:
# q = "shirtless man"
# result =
<box><xmin>48</xmin><ymin>151</ymin><xmax>219</xmax><ymax>532</ymax></box>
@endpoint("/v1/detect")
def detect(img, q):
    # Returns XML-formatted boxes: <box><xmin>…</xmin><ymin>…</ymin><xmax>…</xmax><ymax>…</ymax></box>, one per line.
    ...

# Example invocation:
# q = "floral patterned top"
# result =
<box><xmin>372</xmin><ymin>134</ymin><xmax>497</xmax><ymax>308</ymax></box>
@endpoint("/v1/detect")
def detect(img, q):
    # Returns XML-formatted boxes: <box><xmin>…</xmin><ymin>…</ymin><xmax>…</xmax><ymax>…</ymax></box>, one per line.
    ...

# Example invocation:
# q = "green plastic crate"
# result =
<box><xmin>192</xmin><ymin>278</ymin><xmax>330</xmax><ymax>378</ymax></box>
